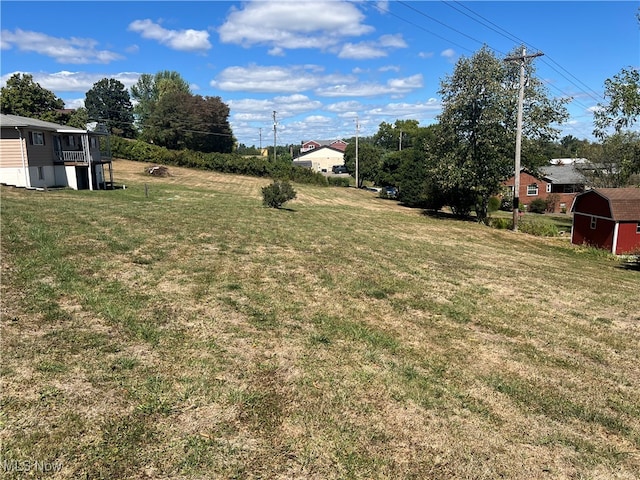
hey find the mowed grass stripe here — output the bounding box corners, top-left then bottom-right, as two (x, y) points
(1, 159), (639, 479)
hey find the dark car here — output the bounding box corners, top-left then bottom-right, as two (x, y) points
(332, 165), (348, 174)
(383, 186), (398, 198)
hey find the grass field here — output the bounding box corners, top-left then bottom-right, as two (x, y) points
(1, 159), (639, 479)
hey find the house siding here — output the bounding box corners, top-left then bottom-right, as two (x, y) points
(503, 170), (581, 213)
(0, 134), (25, 168)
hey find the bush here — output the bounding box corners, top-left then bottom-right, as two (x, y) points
(518, 218), (559, 237)
(529, 198), (548, 214)
(488, 217), (512, 229)
(488, 196), (501, 213)
(327, 176), (351, 187)
(262, 181), (297, 209)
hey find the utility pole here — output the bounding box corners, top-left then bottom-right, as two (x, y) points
(399, 130), (403, 151)
(505, 46), (543, 231)
(272, 111), (277, 162)
(355, 116), (360, 188)
(259, 127), (262, 151)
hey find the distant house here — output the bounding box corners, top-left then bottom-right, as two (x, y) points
(301, 139), (348, 154)
(293, 145), (346, 173)
(0, 114), (112, 190)
(503, 165), (587, 213)
(571, 188), (640, 255)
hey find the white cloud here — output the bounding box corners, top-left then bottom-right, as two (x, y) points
(211, 65), (355, 93)
(316, 74), (423, 97)
(366, 98), (442, 117)
(339, 42), (387, 59)
(218, 1), (373, 51)
(0, 29), (122, 64)
(441, 48), (457, 62)
(418, 51), (434, 59)
(338, 34), (407, 60)
(326, 100), (364, 113)
(1, 70), (142, 93)
(229, 93), (323, 121)
(128, 19), (211, 52)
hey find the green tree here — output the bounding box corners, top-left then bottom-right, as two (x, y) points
(343, 142), (382, 187)
(373, 119), (421, 151)
(0, 73), (64, 119)
(144, 91), (235, 153)
(131, 71), (191, 132)
(578, 131), (640, 187)
(434, 46), (568, 222)
(593, 67), (640, 138)
(85, 78), (136, 138)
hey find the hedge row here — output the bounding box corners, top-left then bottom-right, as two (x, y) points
(110, 136), (328, 186)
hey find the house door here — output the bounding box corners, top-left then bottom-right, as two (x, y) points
(76, 166), (89, 190)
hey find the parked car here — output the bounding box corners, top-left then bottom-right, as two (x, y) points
(332, 165), (348, 174)
(383, 186), (398, 198)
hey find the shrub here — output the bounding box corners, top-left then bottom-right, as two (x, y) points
(529, 198), (548, 214)
(327, 176), (351, 187)
(489, 217), (512, 230)
(518, 219), (558, 237)
(262, 181), (297, 209)
(488, 196), (501, 213)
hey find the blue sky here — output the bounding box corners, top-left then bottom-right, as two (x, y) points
(1, 1), (638, 147)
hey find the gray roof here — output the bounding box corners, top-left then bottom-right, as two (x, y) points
(1, 113), (86, 133)
(539, 165), (587, 185)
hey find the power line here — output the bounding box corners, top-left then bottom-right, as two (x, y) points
(442, 0), (604, 104)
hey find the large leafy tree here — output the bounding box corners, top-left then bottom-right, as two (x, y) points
(131, 71), (191, 132)
(343, 141), (382, 188)
(85, 78), (136, 138)
(144, 91), (235, 153)
(578, 131), (640, 187)
(373, 119), (422, 151)
(434, 46), (569, 221)
(0, 73), (64, 119)
(593, 67), (640, 138)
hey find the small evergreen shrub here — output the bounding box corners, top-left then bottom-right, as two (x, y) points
(262, 181), (297, 209)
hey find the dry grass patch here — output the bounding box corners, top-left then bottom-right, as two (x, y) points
(2, 159), (639, 479)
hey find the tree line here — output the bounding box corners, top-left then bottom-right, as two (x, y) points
(0, 70), (235, 154)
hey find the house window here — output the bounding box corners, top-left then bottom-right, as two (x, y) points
(66, 136), (76, 147)
(637, 223), (640, 234)
(590, 217), (597, 229)
(546, 183), (552, 193)
(29, 131), (45, 145)
(527, 184), (538, 196)
(90, 137), (98, 149)
(37, 167), (44, 180)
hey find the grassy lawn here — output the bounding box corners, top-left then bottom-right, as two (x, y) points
(1, 160), (639, 479)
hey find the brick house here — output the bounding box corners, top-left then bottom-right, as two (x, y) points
(571, 188), (640, 255)
(503, 165), (587, 213)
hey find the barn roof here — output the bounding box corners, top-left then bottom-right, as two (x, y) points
(575, 188), (640, 221)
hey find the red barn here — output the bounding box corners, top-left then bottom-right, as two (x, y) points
(571, 188), (640, 255)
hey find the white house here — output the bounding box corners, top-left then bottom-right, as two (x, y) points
(293, 145), (345, 173)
